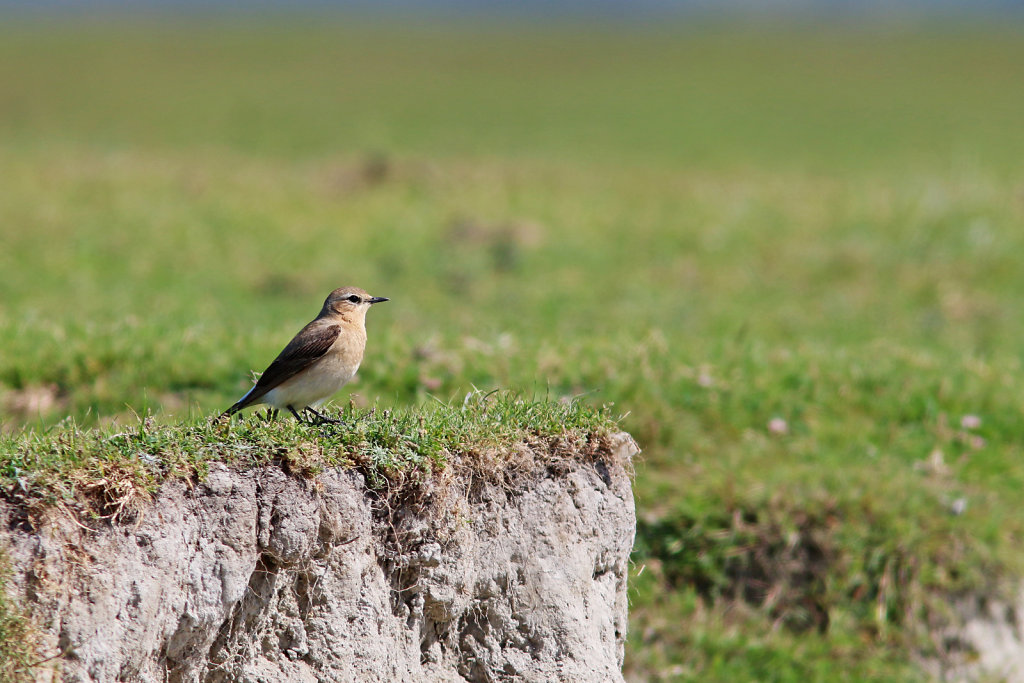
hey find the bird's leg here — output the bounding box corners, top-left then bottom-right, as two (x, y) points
(263, 407), (279, 422)
(286, 405), (305, 423)
(304, 406), (343, 425)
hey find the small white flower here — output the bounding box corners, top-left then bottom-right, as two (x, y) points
(138, 452), (160, 466)
(961, 414), (982, 430)
(768, 418), (788, 435)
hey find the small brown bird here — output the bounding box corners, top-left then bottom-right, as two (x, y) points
(221, 286), (389, 423)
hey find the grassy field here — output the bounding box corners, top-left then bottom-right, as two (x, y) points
(2, 15), (1024, 680)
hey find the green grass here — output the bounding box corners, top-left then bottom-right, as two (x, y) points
(2, 15), (1024, 680)
(0, 393), (616, 521)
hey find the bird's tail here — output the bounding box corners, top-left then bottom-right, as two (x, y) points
(218, 386), (257, 421)
(218, 404), (242, 421)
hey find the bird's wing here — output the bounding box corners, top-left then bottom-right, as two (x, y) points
(226, 322), (341, 413)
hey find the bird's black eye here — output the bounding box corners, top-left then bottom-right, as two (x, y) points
(347, 295), (361, 303)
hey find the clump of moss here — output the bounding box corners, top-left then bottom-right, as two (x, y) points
(0, 550), (42, 683)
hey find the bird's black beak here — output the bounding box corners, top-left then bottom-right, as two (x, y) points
(368, 296), (389, 304)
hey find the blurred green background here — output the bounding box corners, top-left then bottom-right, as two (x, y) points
(2, 10), (1024, 680)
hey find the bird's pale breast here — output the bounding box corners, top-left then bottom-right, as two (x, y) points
(263, 326), (366, 410)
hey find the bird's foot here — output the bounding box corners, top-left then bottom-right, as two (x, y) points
(304, 406), (343, 425)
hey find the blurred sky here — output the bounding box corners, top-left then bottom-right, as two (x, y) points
(3, 0), (1023, 17)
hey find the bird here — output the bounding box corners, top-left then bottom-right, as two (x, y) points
(220, 286), (389, 424)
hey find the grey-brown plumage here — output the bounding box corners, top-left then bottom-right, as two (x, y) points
(220, 286), (388, 423)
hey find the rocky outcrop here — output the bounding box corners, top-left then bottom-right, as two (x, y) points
(926, 588), (1024, 683)
(1, 433), (637, 682)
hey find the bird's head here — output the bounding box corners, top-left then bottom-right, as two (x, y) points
(322, 286), (389, 322)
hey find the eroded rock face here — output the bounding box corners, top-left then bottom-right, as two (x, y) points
(926, 589), (1024, 683)
(2, 433), (637, 682)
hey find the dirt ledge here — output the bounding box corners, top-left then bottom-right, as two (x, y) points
(1, 432), (638, 682)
